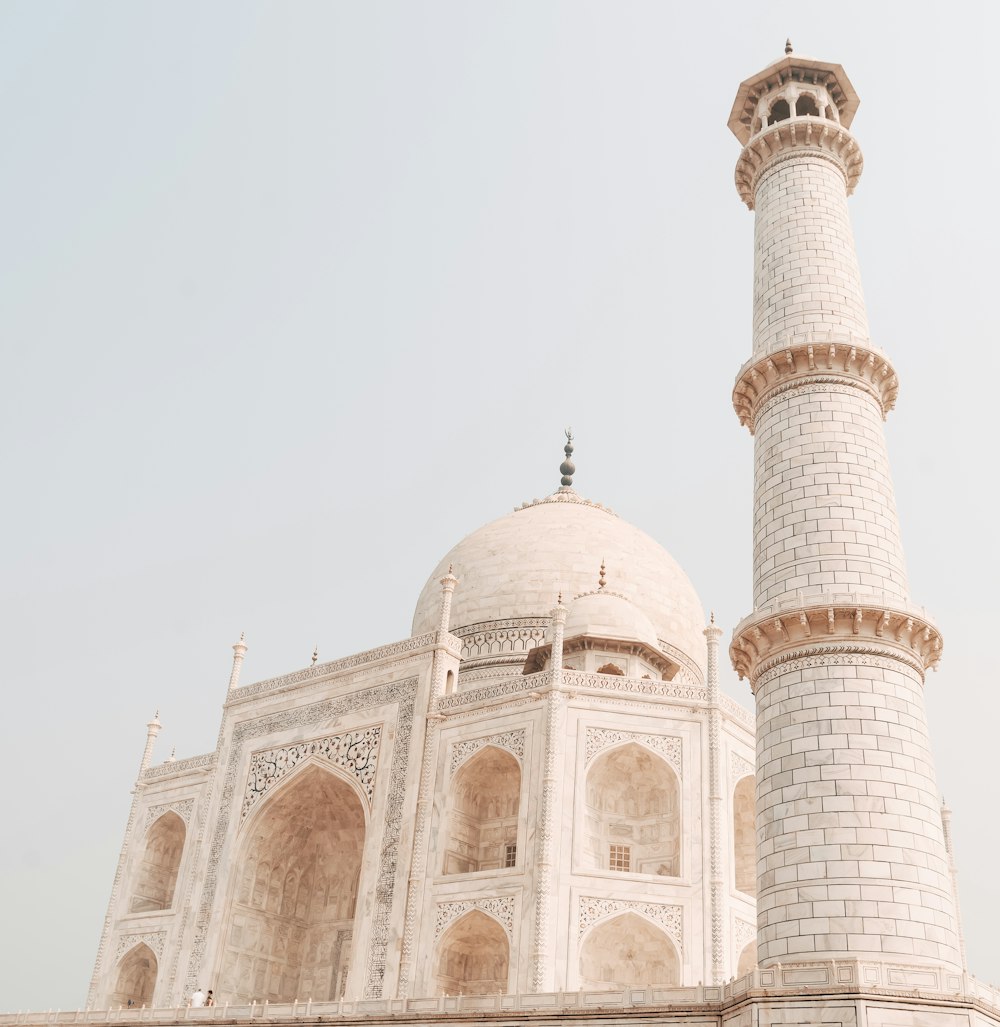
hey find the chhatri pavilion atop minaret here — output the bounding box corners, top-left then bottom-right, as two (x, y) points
(11, 41), (994, 1027)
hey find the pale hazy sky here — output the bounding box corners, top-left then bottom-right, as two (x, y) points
(1, 1), (997, 1011)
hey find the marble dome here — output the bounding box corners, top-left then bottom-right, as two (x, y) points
(411, 488), (706, 675)
(561, 589), (661, 652)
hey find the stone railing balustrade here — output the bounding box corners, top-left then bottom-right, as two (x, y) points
(8, 963), (1000, 1025)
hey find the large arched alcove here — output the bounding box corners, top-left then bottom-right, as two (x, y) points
(112, 943), (157, 1008)
(130, 811), (185, 912)
(443, 747), (520, 875)
(737, 940), (757, 977)
(217, 763), (366, 1003)
(583, 743), (679, 876)
(435, 910), (509, 995)
(733, 775), (755, 896)
(579, 912), (679, 989)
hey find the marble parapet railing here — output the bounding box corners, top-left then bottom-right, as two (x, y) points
(143, 753), (216, 781)
(436, 667), (720, 715)
(12, 962), (998, 1024)
(228, 633), (460, 705)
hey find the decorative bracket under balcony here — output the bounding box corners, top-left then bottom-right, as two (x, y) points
(733, 333), (898, 433)
(729, 599), (943, 690)
(735, 118), (863, 209)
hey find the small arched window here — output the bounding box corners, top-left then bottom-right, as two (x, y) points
(767, 99), (791, 125)
(795, 94), (820, 117)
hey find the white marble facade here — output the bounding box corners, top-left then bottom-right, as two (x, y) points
(83, 43), (991, 1027)
(89, 486), (757, 1008)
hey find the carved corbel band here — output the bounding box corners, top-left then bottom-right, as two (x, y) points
(732, 335), (898, 432)
(735, 121), (863, 209)
(729, 601), (943, 691)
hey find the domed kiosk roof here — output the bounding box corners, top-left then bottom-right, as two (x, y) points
(411, 487), (706, 677)
(562, 587), (662, 653)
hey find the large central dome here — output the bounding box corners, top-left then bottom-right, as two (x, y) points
(412, 488), (706, 677)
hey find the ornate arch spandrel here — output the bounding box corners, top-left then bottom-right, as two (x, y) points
(584, 727), (682, 777)
(185, 678), (417, 1002)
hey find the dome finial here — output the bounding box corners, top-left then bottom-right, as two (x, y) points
(559, 427), (575, 487)
(785, 38), (793, 54)
(311, 645), (319, 665)
(598, 559), (607, 590)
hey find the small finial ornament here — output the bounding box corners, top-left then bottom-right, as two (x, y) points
(598, 559), (607, 590)
(167, 747), (176, 763)
(559, 427), (575, 487)
(557, 591), (563, 605)
(710, 610), (715, 624)
(785, 38), (793, 54)
(311, 646), (318, 665)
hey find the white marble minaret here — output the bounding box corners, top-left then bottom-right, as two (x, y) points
(727, 45), (963, 972)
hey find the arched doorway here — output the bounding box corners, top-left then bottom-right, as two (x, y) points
(443, 747), (520, 875)
(584, 743), (679, 876)
(435, 910), (509, 995)
(112, 943), (157, 1008)
(733, 775), (755, 895)
(218, 763), (366, 1003)
(579, 912), (679, 989)
(130, 811), (185, 912)
(737, 940), (757, 977)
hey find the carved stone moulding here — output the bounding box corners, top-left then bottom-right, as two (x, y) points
(453, 618), (549, 670)
(577, 897), (683, 949)
(435, 896), (515, 940)
(114, 931), (166, 964)
(733, 334), (898, 431)
(584, 726), (682, 777)
(735, 127), (863, 209)
(729, 601), (943, 689)
(450, 729), (526, 774)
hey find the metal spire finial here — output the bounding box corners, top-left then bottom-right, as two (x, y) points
(785, 38), (793, 54)
(559, 427), (575, 487)
(598, 559), (607, 590)
(311, 645), (319, 665)
(710, 610), (715, 624)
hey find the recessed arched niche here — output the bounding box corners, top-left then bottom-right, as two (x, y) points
(130, 811), (185, 912)
(583, 743), (680, 876)
(579, 912), (679, 989)
(443, 746), (520, 875)
(737, 939), (757, 977)
(217, 763), (366, 1003)
(435, 910), (510, 996)
(112, 943), (157, 1008)
(733, 774), (755, 896)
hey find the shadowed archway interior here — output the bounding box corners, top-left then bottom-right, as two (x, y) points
(218, 763), (366, 1003)
(130, 811), (185, 912)
(112, 944), (157, 1008)
(444, 747), (520, 875)
(435, 910), (510, 996)
(584, 743), (680, 876)
(579, 912), (679, 989)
